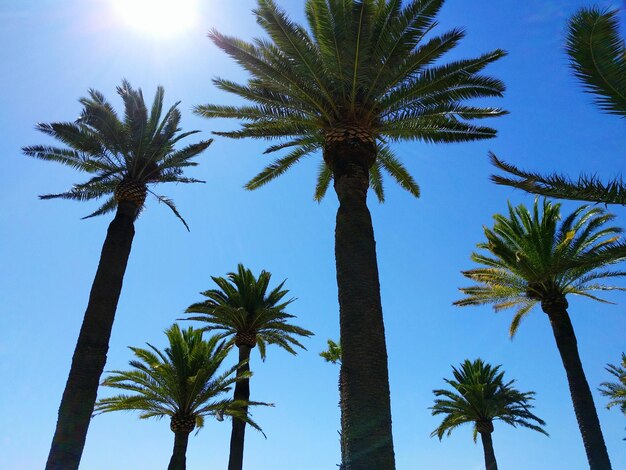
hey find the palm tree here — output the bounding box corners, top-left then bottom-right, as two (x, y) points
(431, 359), (547, 470)
(455, 199), (626, 469)
(24, 81), (211, 469)
(196, 1), (506, 466)
(185, 264), (313, 470)
(599, 353), (626, 415)
(491, 7), (626, 204)
(95, 324), (264, 470)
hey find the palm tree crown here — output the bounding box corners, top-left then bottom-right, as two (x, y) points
(455, 199), (626, 336)
(600, 353), (626, 415)
(197, 0), (506, 201)
(186, 264), (313, 357)
(431, 359), (547, 441)
(24, 80), (211, 228)
(95, 324), (262, 432)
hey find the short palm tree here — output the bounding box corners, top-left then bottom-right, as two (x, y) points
(185, 264), (313, 470)
(600, 353), (626, 415)
(431, 359), (547, 470)
(95, 324), (264, 470)
(196, 1), (506, 466)
(24, 81), (211, 469)
(491, 6), (626, 204)
(455, 199), (626, 469)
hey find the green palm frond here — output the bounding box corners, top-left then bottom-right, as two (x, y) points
(95, 325), (266, 433)
(566, 7), (626, 117)
(599, 353), (626, 415)
(431, 359), (547, 441)
(490, 153), (626, 205)
(489, 7), (625, 204)
(198, 0), (506, 201)
(455, 198), (626, 336)
(185, 264), (313, 361)
(25, 81), (210, 227)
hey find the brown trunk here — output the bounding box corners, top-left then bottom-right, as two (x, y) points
(228, 344), (252, 470)
(542, 298), (612, 470)
(479, 431), (498, 470)
(333, 151), (395, 470)
(168, 431), (190, 470)
(45, 201), (137, 470)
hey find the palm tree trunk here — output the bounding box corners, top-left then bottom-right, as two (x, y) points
(479, 432), (498, 470)
(228, 344), (252, 470)
(46, 201), (136, 470)
(168, 431), (190, 470)
(333, 158), (395, 470)
(544, 301), (612, 469)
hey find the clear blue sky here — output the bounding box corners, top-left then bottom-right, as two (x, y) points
(1, 1), (624, 469)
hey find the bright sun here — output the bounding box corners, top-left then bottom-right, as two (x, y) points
(111, 0), (198, 37)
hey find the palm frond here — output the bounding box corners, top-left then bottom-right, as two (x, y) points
(566, 7), (626, 117)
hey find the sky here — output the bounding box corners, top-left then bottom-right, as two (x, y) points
(0, 0), (624, 469)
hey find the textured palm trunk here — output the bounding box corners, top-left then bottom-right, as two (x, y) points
(479, 431), (498, 470)
(45, 201), (136, 470)
(228, 344), (252, 470)
(543, 298), (612, 470)
(332, 153), (395, 470)
(168, 431), (190, 470)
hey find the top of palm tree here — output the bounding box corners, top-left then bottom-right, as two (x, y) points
(320, 339), (342, 365)
(455, 198), (626, 336)
(197, 0), (506, 202)
(430, 358), (548, 441)
(186, 264), (313, 359)
(566, 6), (626, 118)
(24, 80), (211, 229)
(600, 352), (626, 414)
(95, 324), (265, 433)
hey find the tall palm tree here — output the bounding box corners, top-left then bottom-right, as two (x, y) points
(24, 81), (211, 469)
(491, 6), (626, 204)
(95, 324), (264, 470)
(431, 359), (547, 470)
(196, 1), (506, 466)
(600, 353), (626, 415)
(185, 264), (313, 470)
(455, 199), (626, 469)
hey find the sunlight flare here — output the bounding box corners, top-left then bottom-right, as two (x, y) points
(111, 0), (198, 37)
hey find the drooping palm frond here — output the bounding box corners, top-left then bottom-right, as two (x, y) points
(24, 80), (210, 226)
(599, 353), (626, 414)
(490, 153), (626, 205)
(197, 0), (506, 201)
(490, 7), (625, 204)
(431, 359), (547, 441)
(455, 198), (626, 336)
(185, 264), (313, 360)
(94, 324), (266, 433)
(566, 7), (626, 117)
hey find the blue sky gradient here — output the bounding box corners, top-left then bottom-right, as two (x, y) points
(1, 1), (624, 469)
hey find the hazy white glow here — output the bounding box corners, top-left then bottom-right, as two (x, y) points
(111, 0), (198, 37)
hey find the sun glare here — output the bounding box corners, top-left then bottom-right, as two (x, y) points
(111, 0), (198, 37)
